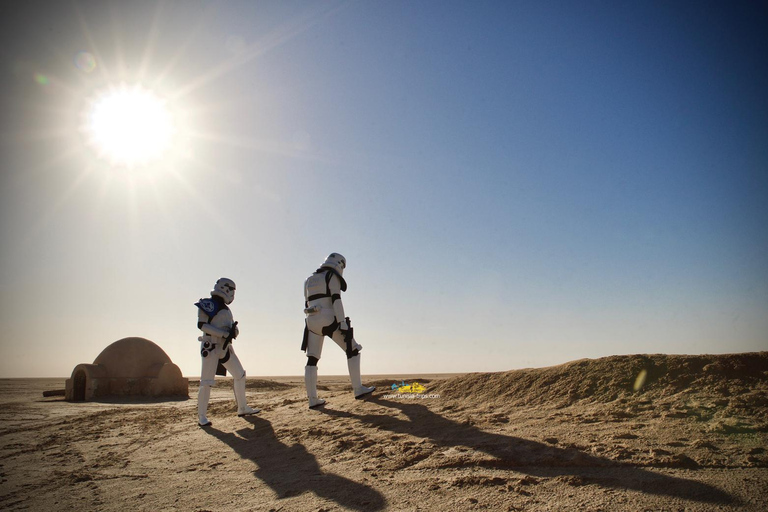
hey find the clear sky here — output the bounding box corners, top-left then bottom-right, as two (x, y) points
(1, 0), (766, 378)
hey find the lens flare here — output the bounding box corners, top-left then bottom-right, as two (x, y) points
(74, 51), (96, 73)
(633, 369), (648, 391)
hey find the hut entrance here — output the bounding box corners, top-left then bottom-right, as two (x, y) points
(73, 369), (86, 401)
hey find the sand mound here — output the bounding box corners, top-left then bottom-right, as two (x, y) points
(434, 352), (768, 408)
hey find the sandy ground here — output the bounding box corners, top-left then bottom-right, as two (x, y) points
(2, 352), (767, 511)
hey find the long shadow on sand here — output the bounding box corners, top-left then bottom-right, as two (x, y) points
(321, 397), (737, 506)
(204, 416), (385, 511)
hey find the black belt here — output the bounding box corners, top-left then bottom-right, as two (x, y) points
(307, 294), (340, 302)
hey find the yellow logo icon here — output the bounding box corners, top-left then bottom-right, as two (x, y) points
(391, 381), (427, 394)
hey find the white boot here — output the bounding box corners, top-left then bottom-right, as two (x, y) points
(234, 377), (260, 416)
(198, 385), (212, 427)
(347, 354), (375, 399)
(305, 365), (326, 409)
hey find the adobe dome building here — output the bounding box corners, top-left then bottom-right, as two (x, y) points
(65, 337), (188, 401)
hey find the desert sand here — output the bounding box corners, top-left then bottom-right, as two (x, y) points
(2, 352), (767, 511)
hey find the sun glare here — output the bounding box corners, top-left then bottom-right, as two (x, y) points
(86, 85), (175, 166)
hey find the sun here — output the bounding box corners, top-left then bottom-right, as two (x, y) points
(86, 84), (175, 167)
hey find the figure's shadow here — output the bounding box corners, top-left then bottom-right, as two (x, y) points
(203, 416), (385, 511)
(321, 397), (737, 506)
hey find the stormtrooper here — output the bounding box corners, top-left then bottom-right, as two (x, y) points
(195, 277), (259, 427)
(302, 253), (375, 408)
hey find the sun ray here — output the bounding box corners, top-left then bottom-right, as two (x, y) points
(73, 0), (113, 82)
(126, 175), (141, 266)
(180, 96), (258, 118)
(88, 164), (116, 229)
(166, 161), (244, 241)
(146, 177), (183, 253)
(186, 128), (333, 165)
(171, 1), (348, 101)
(108, 1), (127, 80)
(136, 0), (166, 83)
(153, 3), (219, 88)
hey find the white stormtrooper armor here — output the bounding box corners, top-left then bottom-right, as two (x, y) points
(196, 278), (259, 427)
(302, 254), (375, 408)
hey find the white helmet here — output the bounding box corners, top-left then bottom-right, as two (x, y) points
(321, 253), (346, 275)
(211, 277), (236, 304)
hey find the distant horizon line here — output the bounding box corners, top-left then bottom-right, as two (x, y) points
(0, 372), (473, 380)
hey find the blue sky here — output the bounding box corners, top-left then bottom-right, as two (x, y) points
(1, 1), (766, 378)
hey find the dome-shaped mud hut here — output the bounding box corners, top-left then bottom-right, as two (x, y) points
(65, 337), (188, 401)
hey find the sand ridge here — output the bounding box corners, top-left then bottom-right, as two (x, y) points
(1, 352), (767, 511)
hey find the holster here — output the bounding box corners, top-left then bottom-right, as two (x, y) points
(216, 346), (230, 376)
(342, 317), (354, 358)
(301, 321), (309, 352)
(217, 321), (236, 375)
